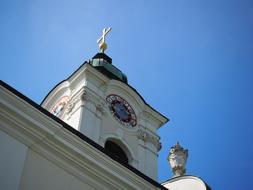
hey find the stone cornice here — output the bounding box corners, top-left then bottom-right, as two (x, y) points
(139, 109), (167, 130)
(41, 63), (108, 109)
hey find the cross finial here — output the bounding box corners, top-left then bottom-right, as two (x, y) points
(97, 27), (112, 53)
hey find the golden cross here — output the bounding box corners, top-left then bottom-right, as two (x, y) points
(97, 27), (112, 53)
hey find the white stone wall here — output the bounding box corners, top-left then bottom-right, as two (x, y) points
(19, 150), (96, 190)
(162, 176), (208, 190)
(0, 83), (166, 190)
(0, 131), (28, 190)
(41, 64), (167, 180)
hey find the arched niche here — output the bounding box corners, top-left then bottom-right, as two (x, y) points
(104, 138), (133, 165)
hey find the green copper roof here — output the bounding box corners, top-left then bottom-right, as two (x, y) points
(89, 53), (128, 84)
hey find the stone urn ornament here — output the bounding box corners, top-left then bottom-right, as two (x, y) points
(168, 142), (188, 177)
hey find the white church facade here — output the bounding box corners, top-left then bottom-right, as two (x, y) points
(0, 28), (210, 190)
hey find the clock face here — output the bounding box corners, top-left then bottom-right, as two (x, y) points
(51, 96), (69, 116)
(106, 94), (137, 127)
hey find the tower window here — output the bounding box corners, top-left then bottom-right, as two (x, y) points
(105, 140), (129, 164)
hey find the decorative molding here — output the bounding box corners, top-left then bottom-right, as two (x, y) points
(65, 87), (107, 116)
(137, 128), (147, 141)
(150, 136), (162, 151)
(138, 109), (168, 130)
(64, 94), (82, 116)
(137, 126), (161, 151)
(81, 89), (90, 102)
(96, 102), (106, 115)
(80, 88), (106, 110)
(65, 98), (77, 114)
(139, 111), (151, 120)
(63, 89), (87, 116)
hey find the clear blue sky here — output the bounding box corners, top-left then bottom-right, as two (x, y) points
(1, 0), (253, 189)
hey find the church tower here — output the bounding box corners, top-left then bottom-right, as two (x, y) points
(41, 28), (168, 180)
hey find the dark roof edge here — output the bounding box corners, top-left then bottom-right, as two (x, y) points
(40, 61), (169, 123)
(92, 53), (112, 64)
(40, 62), (87, 106)
(0, 80), (168, 190)
(162, 175), (211, 190)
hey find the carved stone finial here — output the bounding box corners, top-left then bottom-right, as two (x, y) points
(167, 142), (188, 177)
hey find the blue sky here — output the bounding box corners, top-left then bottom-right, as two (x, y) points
(1, 0), (253, 189)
